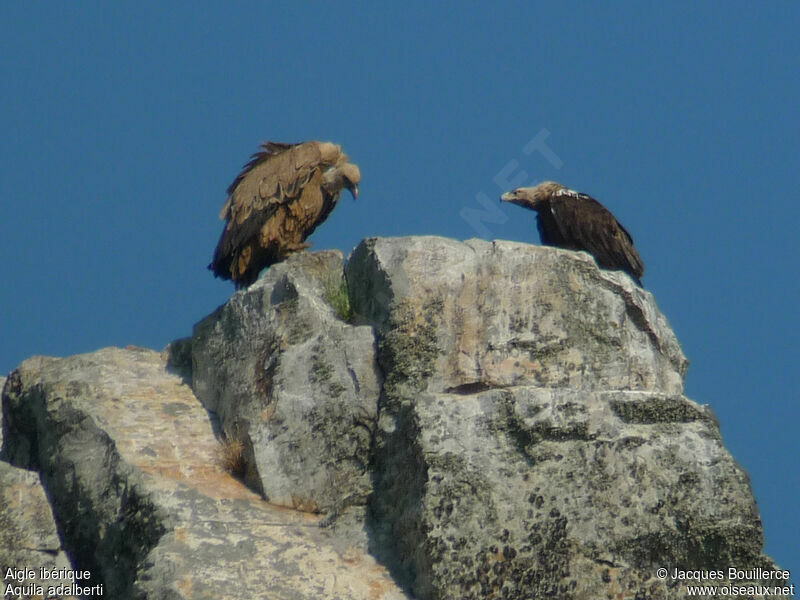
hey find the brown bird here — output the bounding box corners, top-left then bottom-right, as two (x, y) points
(209, 141), (360, 288)
(500, 181), (644, 285)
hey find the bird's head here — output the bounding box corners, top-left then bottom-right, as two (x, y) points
(340, 162), (361, 199)
(500, 181), (565, 210)
(323, 159), (361, 199)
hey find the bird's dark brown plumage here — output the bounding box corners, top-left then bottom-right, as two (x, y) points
(209, 140), (360, 288)
(501, 181), (644, 285)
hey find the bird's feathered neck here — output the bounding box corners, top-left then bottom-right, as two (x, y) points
(528, 181), (568, 202)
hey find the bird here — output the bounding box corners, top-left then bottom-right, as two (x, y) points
(500, 181), (644, 285)
(209, 141), (360, 288)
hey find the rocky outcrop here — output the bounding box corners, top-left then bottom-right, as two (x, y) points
(192, 250), (381, 517)
(1, 374), (81, 600)
(347, 237), (776, 599)
(1, 376), (74, 600)
(1, 237), (782, 599)
(1, 349), (401, 599)
(0, 465), (79, 600)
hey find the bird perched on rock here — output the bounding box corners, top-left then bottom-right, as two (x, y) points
(209, 141), (361, 288)
(500, 181), (644, 285)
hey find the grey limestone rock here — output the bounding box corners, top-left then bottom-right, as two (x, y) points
(1, 376), (80, 600)
(192, 250), (382, 515)
(346, 236), (686, 397)
(0, 236), (782, 600)
(1, 348), (403, 599)
(0, 465), (79, 600)
(345, 236), (778, 599)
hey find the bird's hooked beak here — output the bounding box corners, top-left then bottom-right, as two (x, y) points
(500, 188), (535, 209)
(349, 184), (359, 200)
(500, 190), (519, 204)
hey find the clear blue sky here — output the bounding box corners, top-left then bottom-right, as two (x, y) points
(2, 2), (797, 576)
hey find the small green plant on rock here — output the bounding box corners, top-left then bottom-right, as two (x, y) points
(323, 274), (352, 322)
